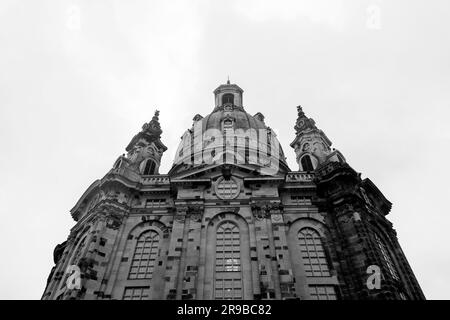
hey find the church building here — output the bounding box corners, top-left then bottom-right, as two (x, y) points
(42, 81), (425, 300)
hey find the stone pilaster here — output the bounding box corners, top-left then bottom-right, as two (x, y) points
(179, 205), (203, 300)
(164, 206), (187, 299)
(251, 202), (285, 299)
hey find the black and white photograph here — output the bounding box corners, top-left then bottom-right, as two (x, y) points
(0, 0), (448, 306)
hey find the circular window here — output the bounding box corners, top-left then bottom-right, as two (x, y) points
(215, 177), (240, 200)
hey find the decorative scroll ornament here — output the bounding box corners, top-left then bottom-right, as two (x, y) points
(174, 214), (185, 223)
(192, 114), (203, 122)
(251, 202), (283, 220)
(340, 203), (355, 213)
(92, 205), (128, 230)
(252, 207), (270, 220)
(271, 213), (282, 222)
(187, 205), (204, 223)
(105, 211), (125, 230)
(174, 206), (188, 223)
(53, 241), (67, 264)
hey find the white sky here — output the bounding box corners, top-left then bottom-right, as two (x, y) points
(0, 0), (449, 299)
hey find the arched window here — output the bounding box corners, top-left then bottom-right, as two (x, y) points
(374, 233), (399, 280)
(298, 228), (330, 277)
(223, 119), (234, 135)
(129, 230), (160, 279)
(215, 222), (242, 300)
(60, 234), (87, 289)
(301, 155), (314, 172)
(222, 93), (234, 105)
(298, 227), (337, 300)
(142, 159), (156, 175)
(267, 131), (272, 157)
(113, 159), (122, 169)
(244, 137), (250, 162)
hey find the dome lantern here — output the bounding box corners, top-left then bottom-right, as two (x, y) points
(213, 79), (244, 109)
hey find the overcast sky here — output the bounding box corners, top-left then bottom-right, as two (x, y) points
(0, 0), (449, 299)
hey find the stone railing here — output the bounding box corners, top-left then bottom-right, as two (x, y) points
(107, 168), (170, 185)
(141, 176), (170, 185)
(317, 161), (344, 177)
(286, 172), (315, 182)
(109, 167), (141, 182)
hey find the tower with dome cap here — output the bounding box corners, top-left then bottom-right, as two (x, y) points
(42, 81), (424, 300)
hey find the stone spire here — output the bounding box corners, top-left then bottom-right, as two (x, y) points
(294, 105), (318, 134)
(140, 110), (163, 140)
(290, 106), (345, 171)
(124, 110), (167, 174)
(126, 110), (166, 152)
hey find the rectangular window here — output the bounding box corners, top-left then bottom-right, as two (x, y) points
(215, 222), (242, 300)
(223, 119), (234, 135)
(145, 199), (166, 208)
(375, 234), (400, 281)
(291, 196), (312, 205)
(215, 277), (242, 300)
(123, 286), (150, 300)
(308, 285), (337, 300)
(128, 231), (160, 280)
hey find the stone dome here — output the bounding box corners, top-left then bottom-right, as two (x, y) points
(170, 81), (289, 175)
(201, 107), (266, 133)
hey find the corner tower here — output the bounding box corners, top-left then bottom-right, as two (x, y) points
(120, 110), (167, 175)
(289, 105), (425, 300)
(290, 105), (345, 171)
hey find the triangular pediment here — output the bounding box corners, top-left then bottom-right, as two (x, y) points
(169, 162), (286, 181)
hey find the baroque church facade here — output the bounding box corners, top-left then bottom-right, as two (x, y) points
(42, 81), (425, 300)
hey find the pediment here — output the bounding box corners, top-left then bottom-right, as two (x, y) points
(169, 162), (286, 182)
